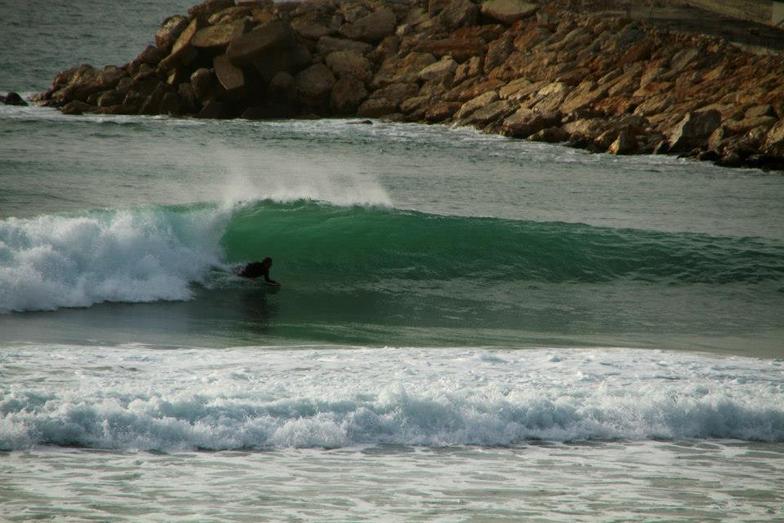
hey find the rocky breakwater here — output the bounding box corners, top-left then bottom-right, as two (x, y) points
(35, 0), (784, 169)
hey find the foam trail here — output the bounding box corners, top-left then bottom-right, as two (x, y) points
(1, 346), (782, 450)
(0, 207), (227, 313)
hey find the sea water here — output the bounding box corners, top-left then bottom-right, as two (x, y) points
(2, 1), (784, 521)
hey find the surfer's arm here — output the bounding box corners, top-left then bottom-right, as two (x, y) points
(263, 271), (280, 286)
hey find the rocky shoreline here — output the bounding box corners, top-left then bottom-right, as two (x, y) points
(28, 0), (784, 170)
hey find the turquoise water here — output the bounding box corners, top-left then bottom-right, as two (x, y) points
(2, 1), (784, 520)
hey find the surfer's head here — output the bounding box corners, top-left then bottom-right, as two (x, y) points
(262, 257), (272, 269)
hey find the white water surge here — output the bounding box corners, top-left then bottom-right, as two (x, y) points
(2, 345), (782, 451)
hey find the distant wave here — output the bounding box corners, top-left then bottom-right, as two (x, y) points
(2, 200), (784, 313)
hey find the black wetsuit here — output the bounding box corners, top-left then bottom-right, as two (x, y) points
(238, 262), (276, 284)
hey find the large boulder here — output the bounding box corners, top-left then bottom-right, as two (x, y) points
(764, 118), (784, 157)
(156, 16), (189, 50)
(2, 92), (27, 106)
(341, 7), (397, 43)
(480, 0), (537, 25)
(331, 77), (368, 114)
(373, 52), (436, 87)
(418, 56), (458, 84)
(188, 0), (235, 20)
(669, 110), (722, 152)
(316, 36), (373, 56)
(436, 0), (479, 31)
(325, 50), (371, 82)
(191, 19), (250, 49)
(213, 54), (245, 93)
(190, 68), (217, 101)
(227, 20), (294, 66)
(502, 108), (561, 138)
(295, 63), (336, 108)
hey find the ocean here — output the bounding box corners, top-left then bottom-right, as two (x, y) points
(1, 1), (784, 521)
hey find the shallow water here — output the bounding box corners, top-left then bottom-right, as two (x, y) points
(1, 1), (784, 520)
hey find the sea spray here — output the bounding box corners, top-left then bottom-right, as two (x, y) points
(0, 206), (227, 312)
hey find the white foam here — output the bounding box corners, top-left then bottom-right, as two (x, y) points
(1, 346), (782, 450)
(0, 207), (227, 312)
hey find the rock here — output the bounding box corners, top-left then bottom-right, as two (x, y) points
(168, 18), (201, 63)
(268, 71), (295, 102)
(188, 0), (235, 20)
(253, 40), (312, 82)
(370, 83), (419, 107)
(177, 82), (199, 113)
(331, 76), (368, 114)
(373, 52), (436, 87)
(208, 6), (254, 25)
(436, 0), (479, 31)
(191, 68), (217, 101)
(530, 81), (570, 114)
(341, 7), (397, 43)
(214, 54), (245, 93)
(196, 100), (231, 119)
(418, 56), (458, 84)
(415, 38), (485, 63)
(295, 63), (336, 108)
(159, 92), (183, 115)
(291, 16), (332, 40)
(454, 56), (483, 83)
(745, 104), (774, 119)
(725, 116), (777, 136)
(480, 0), (537, 25)
(192, 19), (250, 49)
(136, 45), (168, 66)
(2, 92), (27, 106)
(156, 16), (189, 50)
(669, 110), (722, 153)
(502, 108), (561, 138)
(357, 97), (399, 118)
(764, 118), (784, 156)
(226, 20), (294, 66)
(608, 129), (637, 155)
(61, 100), (94, 115)
(316, 36), (373, 56)
(458, 99), (513, 126)
(325, 50), (371, 82)
(455, 91), (498, 120)
(97, 90), (124, 107)
(529, 127), (569, 143)
(425, 101), (462, 122)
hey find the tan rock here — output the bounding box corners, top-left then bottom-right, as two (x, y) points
(425, 101), (462, 122)
(341, 7), (397, 43)
(189, 0), (235, 19)
(501, 108), (561, 138)
(192, 19), (250, 49)
(455, 91), (498, 120)
(436, 0), (479, 31)
(326, 50), (371, 81)
(295, 63), (336, 107)
(316, 36), (373, 55)
(331, 77), (368, 114)
(369, 83), (419, 106)
(227, 20), (293, 66)
(764, 118), (784, 156)
(530, 81), (569, 114)
(669, 110), (722, 152)
(529, 127), (569, 143)
(156, 16), (189, 50)
(190, 68), (216, 101)
(725, 116), (777, 135)
(168, 18), (201, 63)
(418, 56), (458, 84)
(458, 99), (513, 126)
(357, 97), (398, 118)
(415, 37), (485, 62)
(480, 0), (537, 25)
(214, 54), (245, 93)
(608, 129), (637, 155)
(373, 52), (436, 87)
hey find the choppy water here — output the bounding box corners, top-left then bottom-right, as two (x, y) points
(2, 1), (784, 520)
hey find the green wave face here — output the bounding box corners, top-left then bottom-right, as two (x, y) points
(221, 201), (784, 287)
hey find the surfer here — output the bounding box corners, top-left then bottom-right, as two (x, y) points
(237, 257), (280, 286)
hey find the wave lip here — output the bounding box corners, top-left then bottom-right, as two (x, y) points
(0, 206), (226, 313)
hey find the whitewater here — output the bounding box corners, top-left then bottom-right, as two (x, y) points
(2, 1), (784, 520)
